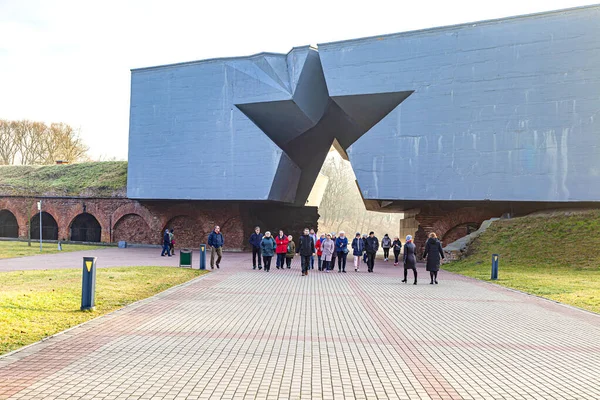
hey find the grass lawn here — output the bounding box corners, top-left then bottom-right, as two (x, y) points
(0, 267), (207, 355)
(0, 241), (103, 259)
(0, 161), (127, 197)
(444, 210), (600, 313)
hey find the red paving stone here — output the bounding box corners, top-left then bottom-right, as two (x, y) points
(0, 250), (599, 399)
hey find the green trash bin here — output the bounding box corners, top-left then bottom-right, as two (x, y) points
(179, 249), (192, 268)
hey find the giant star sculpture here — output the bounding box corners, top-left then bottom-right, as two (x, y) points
(233, 50), (413, 205)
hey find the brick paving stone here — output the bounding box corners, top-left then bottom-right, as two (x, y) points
(0, 250), (599, 399)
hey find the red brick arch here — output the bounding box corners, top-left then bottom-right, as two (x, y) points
(0, 199), (27, 237)
(162, 215), (205, 249)
(67, 212), (102, 242)
(431, 207), (497, 243)
(111, 203), (156, 232)
(113, 213), (155, 244)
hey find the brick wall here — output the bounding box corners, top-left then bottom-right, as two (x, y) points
(414, 205), (505, 257)
(0, 197), (320, 251)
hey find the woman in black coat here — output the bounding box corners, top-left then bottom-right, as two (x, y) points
(423, 232), (445, 284)
(402, 235), (417, 284)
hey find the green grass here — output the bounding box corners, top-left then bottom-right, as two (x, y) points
(0, 161), (127, 197)
(0, 267), (207, 354)
(444, 210), (600, 313)
(0, 241), (103, 259)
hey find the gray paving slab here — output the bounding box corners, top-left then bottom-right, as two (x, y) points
(0, 251), (599, 399)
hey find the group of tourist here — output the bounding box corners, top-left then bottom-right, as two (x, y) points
(248, 227), (446, 283)
(161, 224), (445, 284)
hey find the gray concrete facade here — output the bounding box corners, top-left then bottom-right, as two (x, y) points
(128, 5), (600, 209)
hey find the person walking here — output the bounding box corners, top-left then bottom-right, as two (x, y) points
(285, 235), (296, 268)
(423, 232), (445, 284)
(335, 231), (349, 273)
(382, 234), (392, 261)
(362, 234), (368, 264)
(160, 229), (171, 257)
(309, 229), (318, 269)
(208, 225), (224, 269)
(249, 226), (263, 270)
(402, 235), (418, 284)
(296, 228), (315, 276)
(330, 233), (337, 269)
(316, 233), (325, 271)
(392, 236), (402, 266)
(365, 231), (379, 273)
(260, 231), (276, 272)
(169, 229), (175, 256)
(321, 233), (335, 272)
(351, 232), (364, 272)
(275, 230), (289, 269)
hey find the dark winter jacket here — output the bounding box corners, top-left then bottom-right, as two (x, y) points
(423, 238), (444, 271)
(249, 232), (263, 249)
(260, 236), (276, 257)
(403, 241), (417, 269)
(163, 231), (170, 246)
(208, 231), (224, 248)
(296, 235), (315, 257)
(365, 236), (379, 254)
(296, 234), (315, 257)
(351, 237), (364, 256)
(381, 235), (392, 249)
(392, 239), (402, 253)
(335, 236), (349, 253)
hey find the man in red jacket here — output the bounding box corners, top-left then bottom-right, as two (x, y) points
(275, 230), (289, 269)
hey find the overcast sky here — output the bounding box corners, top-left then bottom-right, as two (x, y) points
(0, 0), (596, 160)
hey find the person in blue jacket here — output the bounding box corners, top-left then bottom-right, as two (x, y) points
(160, 229), (171, 257)
(249, 226), (263, 270)
(335, 231), (349, 273)
(351, 232), (364, 272)
(208, 225), (224, 269)
(260, 231), (276, 272)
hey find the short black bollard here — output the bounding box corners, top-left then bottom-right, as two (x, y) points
(491, 254), (499, 280)
(199, 244), (206, 270)
(81, 257), (97, 310)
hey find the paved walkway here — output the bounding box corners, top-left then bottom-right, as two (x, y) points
(1, 251), (599, 399)
(0, 247), (197, 272)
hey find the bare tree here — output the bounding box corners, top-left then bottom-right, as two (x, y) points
(0, 120), (19, 165)
(0, 119), (89, 165)
(317, 150), (404, 238)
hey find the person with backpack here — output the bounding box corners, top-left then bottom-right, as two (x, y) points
(285, 235), (296, 268)
(296, 228), (315, 276)
(208, 225), (224, 269)
(423, 232), (445, 284)
(249, 226), (263, 270)
(260, 231), (276, 272)
(351, 232), (364, 272)
(365, 231), (379, 273)
(402, 235), (418, 285)
(392, 236), (402, 266)
(275, 230), (289, 269)
(335, 231), (349, 273)
(381, 234), (392, 261)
